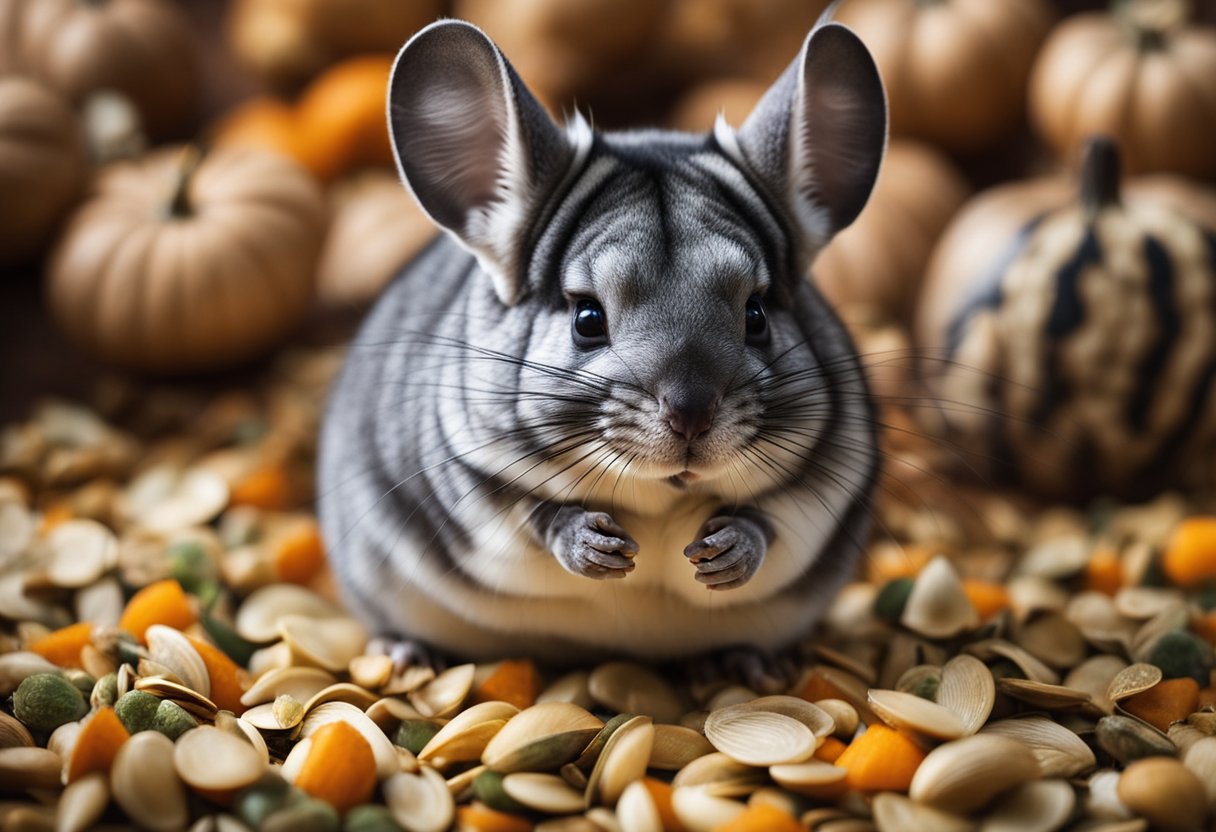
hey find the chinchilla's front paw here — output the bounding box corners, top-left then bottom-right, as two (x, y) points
(684, 514), (769, 590)
(542, 506), (639, 580)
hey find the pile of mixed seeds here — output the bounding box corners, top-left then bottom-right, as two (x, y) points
(1, 347), (1214, 832)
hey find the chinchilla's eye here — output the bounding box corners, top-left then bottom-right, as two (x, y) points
(745, 293), (769, 344)
(573, 298), (608, 345)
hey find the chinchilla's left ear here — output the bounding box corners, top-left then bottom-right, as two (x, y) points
(725, 22), (887, 251)
(387, 20), (589, 305)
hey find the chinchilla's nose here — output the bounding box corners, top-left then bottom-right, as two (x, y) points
(659, 388), (719, 442)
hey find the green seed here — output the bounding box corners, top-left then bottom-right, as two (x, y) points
(115, 690), (161, 734)
(910, 675), (940, 701)
(234, 773), (293, 827)
(343, 805), (403, 832)
(167, 540), (217, 596)
(153, 699), (198, 740)
(874, 578), (915, 621)
(394, 719), (440, 754)
(472, 770), (529, 814)
(1147, 630), (1214, 685)
(200, 611), (259, 667)
(261, 798), (340, 832)
(12, 673), (87, 733)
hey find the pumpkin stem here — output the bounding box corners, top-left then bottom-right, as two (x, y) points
(1080, 138), (1122, 218)
(1113, 0), (1190, 50)
(167, 145), (203, 219)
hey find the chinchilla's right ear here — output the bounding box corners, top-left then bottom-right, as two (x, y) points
(387, 20), (590, 306)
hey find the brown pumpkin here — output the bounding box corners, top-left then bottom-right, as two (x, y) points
(211, 55), (396, 182)
(813, 140), (971, 324)
(454, 0), (666, 107)
(47, 146), (327, 374)
(226, 0), (444, 88)
(1, 0), (199, 140)
(916, 138), (1216, 499)
(0, 77), (87, 268)
(834, 0), (1053, 153)
(316, 171), (438, 309)
(1029, 0), (1216, 178)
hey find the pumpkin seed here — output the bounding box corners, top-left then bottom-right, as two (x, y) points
(481, 702), (603, 773)
(536, 671), (593, 709)
(55, 771), (109, 832)
(704, 709), (816, 767)
(649, 723), (714, 770)
(279, 615), (368, 673)
(588, 662), (683, 724)
(349, 655), (394, 691)
(408, 663), (475, 719)
(871, 792), (975, 832)
(384, 767), (454, 832)
(671, 786), (747, 832)
(908, 734), (1041, 812)
(900, 555), (979, 639)
(615, 779), (663, 832)
(145, 624), (210, 697)
(981, 716), (1096, 778)
(768, 760), (848, 797)
(671, 752), (766, 797)
(981, 778), (1074, 832)
(1181, 737), (1216, 814)
(235, 584), (343, 643)
(0, 746), (63, 790)
(502, 772), (586, 814)
(174, 725), (265, 790)
(418, 700), (518, 768)
(44, 520), (117, 588)
(996, 678), (1091, 710)
(239, 666), (336, 708)
(936, 654), (995, 736)
(585, 714), (654, 807)
(1095, 715), (1177, 765)
(112, 731), (189, 832)
(867, 688), (967, 740)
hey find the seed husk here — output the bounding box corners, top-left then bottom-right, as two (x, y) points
(502, 772), (585, 814)
(768, 760), (847, 798)
(671, 786), (747, 832)
(384, 767), (454, 832)
(112, 730), (188, 832)
(982, 778), (1074, 832)
(704, 710), (816, 767)
(908, 734), (1040, 813)
(871, 792), (975, 832)
(935, 654), (994, 736)
(671, 752), (767, 797)
(616, 779), (664, 832)
(174, 725), (265, 791)
(145, 624), (210, 697)
(536, 671), (593, 709)
(418, 700), (518, 768)
(867, 689), (967, 740)
(240, 666), (336, 708)
(279, 615), (369, 674)
(900, 555), (979, 639)
(997, 678), (1092, 710)
(235, 584), (343, 643)
(408, 663), (475, 719)
(1107, 663), (1164, 704)
(981, 715), (1097, 778)
(44, 519), (117, 588)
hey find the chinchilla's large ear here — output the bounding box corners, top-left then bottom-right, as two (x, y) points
(724, 22), (886, 251)
(388, 20), (589, 304)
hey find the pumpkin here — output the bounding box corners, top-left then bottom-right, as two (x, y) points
(813, 140), (971, 324)
(0, 77), (87, 268)
(658, 0), (831, 86)
(1029, 0), (1216, 178)
(916, 137), (1216, 500)
(454, 0), (666, 107)
(0, 0), (199, 140)
(226, 0), (444, 88)
(315, 171), (437, 309)
(834, 0), (1053, 153)
(211, 55), (395, 182)
(46, 146), (328, 374)
(666, 78), (768, 132)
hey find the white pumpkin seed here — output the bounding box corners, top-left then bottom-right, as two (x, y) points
(113, 731), (188, 832)
(173, 726), (264, 791)
(909, 734), (1040, 812)
(503, 772), (586, 814)
(384, 767), (454, 832)
(867, 689), (967, 740)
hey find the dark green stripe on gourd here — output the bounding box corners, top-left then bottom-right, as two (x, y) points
(924, 137), (1216, 499)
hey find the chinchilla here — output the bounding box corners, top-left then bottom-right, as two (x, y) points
(318, 17), (887, 669)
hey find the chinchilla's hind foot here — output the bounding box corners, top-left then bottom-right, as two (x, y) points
(688, 645), (799, 696)
(367, 636), (451, 676)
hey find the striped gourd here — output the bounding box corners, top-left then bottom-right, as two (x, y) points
(917, 138), (1216, 500)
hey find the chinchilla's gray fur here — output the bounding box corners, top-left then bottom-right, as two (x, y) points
(318, 17), (887, 663)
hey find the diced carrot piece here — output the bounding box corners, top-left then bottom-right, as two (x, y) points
(66, 707), (129, 782)
(834, 725), (926, 792)
(294, 720), (376, 813)
(814, 736), (848, 763)
(1121, 677), (1201, 732)
(272, 520), (327, 586)
(961, 580), (1010, 620)
(230, 464), (292, 511)
(453, 805), (534, 832)
(185, 634), (249, 715)
(1082, 546), (1124, 596)
(712, 803), (802, 832)
(472, 660), (541, 710)
(1163, 518), (1216, 587)
(119, 580), (197, 643)
(29, 622), (94, 669)
(642, 778), (686, 832)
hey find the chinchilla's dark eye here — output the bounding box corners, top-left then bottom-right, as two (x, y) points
(573, 298), (608, 345)
(745, 294), (768, 344)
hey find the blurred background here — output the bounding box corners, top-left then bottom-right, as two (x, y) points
(2, 0), (1215, 504)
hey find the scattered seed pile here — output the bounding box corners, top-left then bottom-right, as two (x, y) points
(1, 348), (1215, 832)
